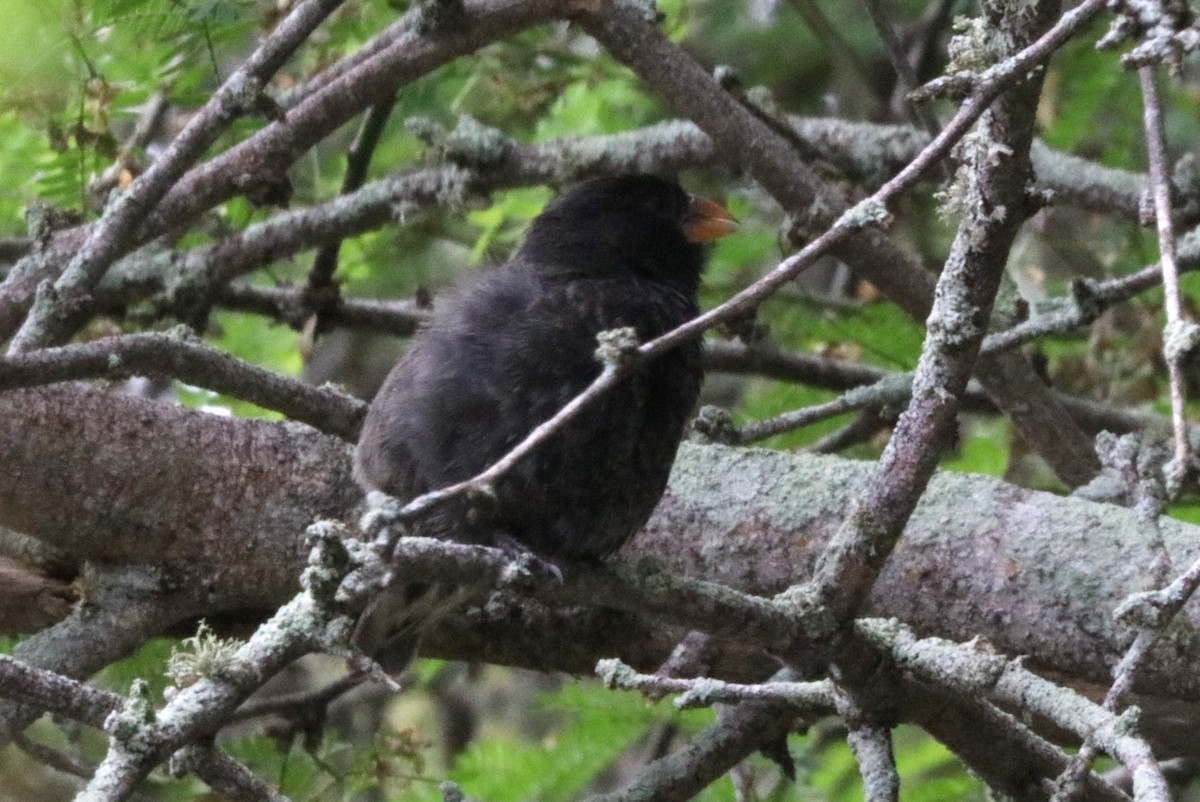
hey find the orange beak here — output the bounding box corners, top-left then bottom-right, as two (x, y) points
(682, 195), (738, 243)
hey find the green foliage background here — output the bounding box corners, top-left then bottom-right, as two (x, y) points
(2, 0), (1196, 799)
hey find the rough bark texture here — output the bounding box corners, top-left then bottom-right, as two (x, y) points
(1, 384), (1197, 707)
(0, 384), (357, 612)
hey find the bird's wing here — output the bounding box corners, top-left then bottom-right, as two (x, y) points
(353, 346), (431, 501)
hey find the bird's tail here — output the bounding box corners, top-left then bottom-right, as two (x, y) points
(352, 581), (477, 674)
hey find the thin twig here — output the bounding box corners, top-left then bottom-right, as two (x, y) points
(227, 672), (366, 724)
(790, 0), (1070, 629)
(641, 0), (1108, 361)
(0, 333), (366, 440)
(170, 743), (293, 802)
(1138, 65), (1193, 496)
(596, 658), (836, 710)
(738, 375), (911, 444)
(784, 0), (877, 94)
(861, 0), (942, 136)
(75, 581), (329, 800)
(1052, 545), (1200, 800)
(580, 668), (806, 802)
(8, 0), (348, 353)
(860, 619), (1170, 801)
(807, 409), (890, 454)
(216, 283), (430, 338)
(304, 94), (400, 330)
(836, 690), (899, 802)
(0, 655), (120, 726)
(14, 733), (97, 780)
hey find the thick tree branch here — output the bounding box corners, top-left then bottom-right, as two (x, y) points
(6, 386), (1200, 792)
(4, 386), (1200, 705)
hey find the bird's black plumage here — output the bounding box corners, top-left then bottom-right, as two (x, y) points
(355, 174), (731, 562)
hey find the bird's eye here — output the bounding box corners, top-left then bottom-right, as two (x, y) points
(641, 193), (685, 221)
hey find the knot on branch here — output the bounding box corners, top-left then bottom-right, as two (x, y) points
(1068, 277), (1106, 324)
(712, 64), (740, 90)
(301, 520), (355, 603)
(161, 256), (220, 327)
(223, 73), (284, 122)
(911, 15), (1000, 102)
(674, 677), (732, 709)
(359, 492), (412, 551)
(946, 16), (1002, 75)
(595, 657), (639, 689)
(1024, 182), (1055, 212)
(161, 322), (200, 344)
(1115, 703), (1143, 736)
(909, 74), (973, 103)
(27, 278), (61, 321)
(496, 545), (561, 589)
(103, 679), (155, 744)
(691, 405), (741, 445)
(774, 583), (839, 639)
(225, 74), (263, 110)
(1114, 587), (1172, 628)
(1138, 183), (1158, 226)
(937, 129), (1015, 221)
(594, 326), (640, 369)
(1074, 431), (1169, 515)
(334, 538), (391, 614)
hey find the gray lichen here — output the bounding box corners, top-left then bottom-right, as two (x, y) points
(594, 326), (641, 368)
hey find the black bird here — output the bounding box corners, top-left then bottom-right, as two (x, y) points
(356, 174), (735, 557)
(352, 174), (735, 659)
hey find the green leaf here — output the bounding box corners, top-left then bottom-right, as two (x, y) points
(1041, 24), (1141, 169)
(95, 638), (176, 700)
(942, 419), (1010, 477)
(450, 680), (713, 802)
(465, 186), (551, 264)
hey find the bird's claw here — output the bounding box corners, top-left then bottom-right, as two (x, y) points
(495, 533), (564, 586)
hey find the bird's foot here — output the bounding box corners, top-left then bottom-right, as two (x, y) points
(494, 533), (564, 586)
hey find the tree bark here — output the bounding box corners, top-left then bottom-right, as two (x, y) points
(1, 383), (1195, 707)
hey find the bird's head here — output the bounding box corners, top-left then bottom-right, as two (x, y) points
(516, 174), (737, 292)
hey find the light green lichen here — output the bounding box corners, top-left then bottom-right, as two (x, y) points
(165, 621), (243, 688)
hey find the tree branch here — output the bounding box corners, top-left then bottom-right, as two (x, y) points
(8, 0), (350, 353)
(0, 333), (365, 440)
